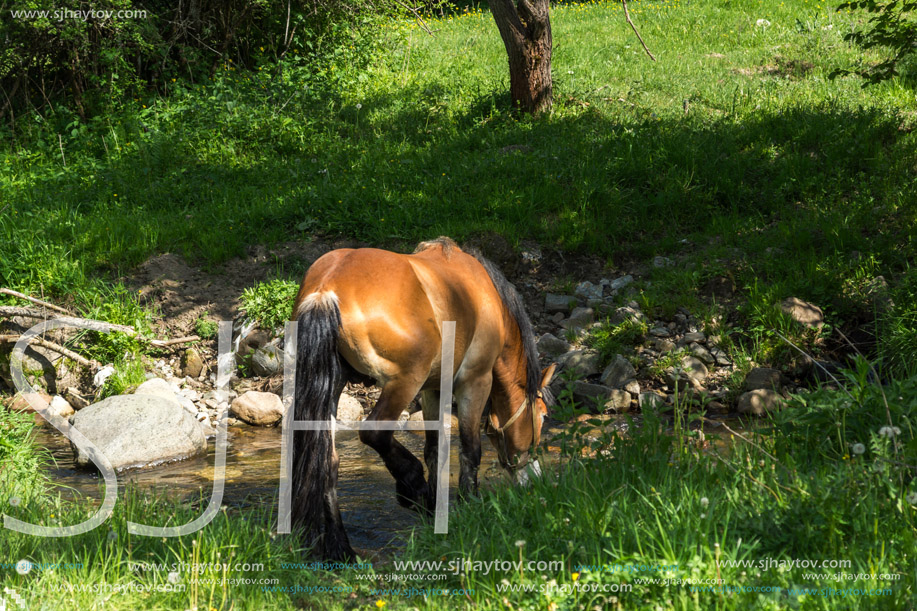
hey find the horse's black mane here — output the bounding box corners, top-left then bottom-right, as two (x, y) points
(415, 237), (552, 406)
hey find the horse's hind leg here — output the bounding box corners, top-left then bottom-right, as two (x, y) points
(360, 378), (432, 512)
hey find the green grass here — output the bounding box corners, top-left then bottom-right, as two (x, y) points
(2, 0), (914, 368)
(3, 367), (916, 609)
(584, 317), (648, 365)
(3, 0), (917, 608)
(405, 370), (917, 610)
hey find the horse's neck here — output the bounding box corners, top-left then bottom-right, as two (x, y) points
(492, 341), (528, 409)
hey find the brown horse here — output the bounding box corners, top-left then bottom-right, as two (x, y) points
(290, 237), (555, 560)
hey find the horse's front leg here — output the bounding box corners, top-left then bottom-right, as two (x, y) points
(360, 378), (431, 512)
(455, 373), (492, 500)
(421, 390), (441, 514)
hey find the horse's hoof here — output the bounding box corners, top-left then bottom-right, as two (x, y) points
(395, 482), (432, 514)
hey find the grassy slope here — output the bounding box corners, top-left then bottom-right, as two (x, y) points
(2, 1), (917, 609)
(2, 0), (914, 293)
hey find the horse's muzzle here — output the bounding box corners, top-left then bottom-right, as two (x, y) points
(513, 459), (542, 486)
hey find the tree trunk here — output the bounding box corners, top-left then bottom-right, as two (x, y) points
(488, 0), (553, 114)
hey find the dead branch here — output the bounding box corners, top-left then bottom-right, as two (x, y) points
(149, 335), (201, 348)
(0, 299), (203, 355)
(0, 334), (100, 369)
(0, 288), (71, 314)
(0, 306), (137, 335)
(622, 0), (656, 61)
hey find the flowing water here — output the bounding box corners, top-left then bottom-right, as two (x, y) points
(31, 424), (518, 553)
(30, 412), (744, 554)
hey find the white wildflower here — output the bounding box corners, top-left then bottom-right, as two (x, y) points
(15, 560), (31, 575)
(878, 426), (901, 439)
(756, 19), (771, 28)
(700, 497), (709, 508)
(852, 443), (866, 455)
(907, 492), (917, 505)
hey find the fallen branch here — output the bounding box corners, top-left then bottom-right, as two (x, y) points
(0, 306), (137, 335)
(0, 334), (100, 370)
(1, 303), (203, 356)
(622, 0), (656, 61)
(0, 288), (71, 314)
(149, 335), (200, 348)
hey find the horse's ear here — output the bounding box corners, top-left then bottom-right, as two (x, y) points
(540, 364), (557, 388)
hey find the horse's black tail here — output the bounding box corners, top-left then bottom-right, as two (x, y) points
(290, 291), (355, 560)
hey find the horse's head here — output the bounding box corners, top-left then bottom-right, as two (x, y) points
(486, 363), (557, 480)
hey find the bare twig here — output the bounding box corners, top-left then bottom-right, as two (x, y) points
(58, 133), (66, 166)
(0, 288), (71, 314)
(283, 0), (291, 50)
(704, 417), (781, 464)
(0, 334), (99, 369)
(149, 335), (200, 348)
(393, 0), (435, 36)
(622, 0), (656, 61)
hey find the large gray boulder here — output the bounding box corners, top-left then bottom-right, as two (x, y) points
(134, 378), (181, 408)
(556, 349), (602, 378)
(601, 355), (637, 389)
(737, 389), (785, 416)
(70, 395), (206, 470)
(744, 367), (784, 392)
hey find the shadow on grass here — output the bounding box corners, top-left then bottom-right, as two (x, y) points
(4, 83), (915, 321)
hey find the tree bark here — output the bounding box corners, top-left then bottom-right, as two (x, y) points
(488, 0), (553, 114)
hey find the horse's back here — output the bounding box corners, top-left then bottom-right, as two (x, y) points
(295, 242), (504, 387)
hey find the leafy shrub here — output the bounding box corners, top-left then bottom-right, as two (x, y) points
(772, 356), (917, 473)
(0, 0), (447, 121)
(584, 317), (647, 365)
(239, 278), (299, 331)
(194, 312), (219, 340)
(834, 1), (917, 84)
